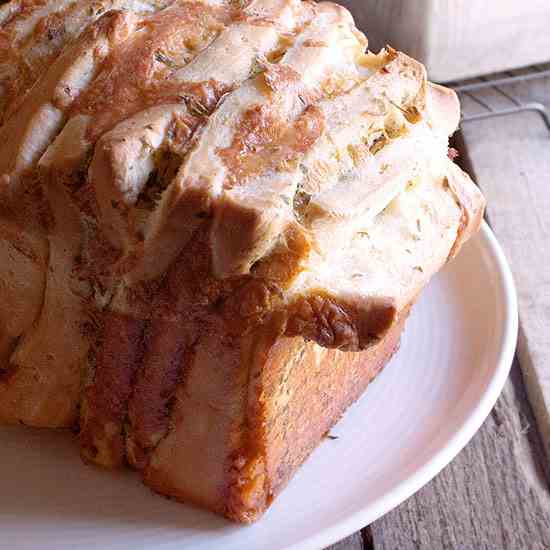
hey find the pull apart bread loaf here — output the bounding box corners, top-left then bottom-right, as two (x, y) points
(0, 0), (485, 522)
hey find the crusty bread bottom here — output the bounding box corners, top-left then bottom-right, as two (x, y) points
(144, 309), (409, 522)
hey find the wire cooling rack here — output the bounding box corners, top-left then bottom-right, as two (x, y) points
(449, 64), (550, 131)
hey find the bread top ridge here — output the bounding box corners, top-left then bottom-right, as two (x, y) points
(0, 0), (485, 426)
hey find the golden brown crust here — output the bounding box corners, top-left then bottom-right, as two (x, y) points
(254, 307), (409, 515)
(125, 319), (191, 469)
(219, 104), (325, 187)
(284, 291), (397, 350)
(80, 311), (146, 467)
(445, 160), (486, 259)
(0, 8), (139, 196)
(0, 219), (47, 361)
(69, 1), (232, 139)
(124, 225), (222, 467)
(143, 303), (408, 523)
(143, 319), (248, 515)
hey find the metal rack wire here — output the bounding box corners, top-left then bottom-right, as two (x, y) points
(450, 64), (550, 131)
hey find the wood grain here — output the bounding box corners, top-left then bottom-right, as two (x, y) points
(327, 531), (366, 550)
(370, 359), (550, 550)
(459, 83), (550, 461)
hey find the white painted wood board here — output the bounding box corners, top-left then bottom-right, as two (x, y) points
(340, 0), (550, 82)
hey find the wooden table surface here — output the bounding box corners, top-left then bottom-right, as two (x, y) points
(327, 74), (550, 550)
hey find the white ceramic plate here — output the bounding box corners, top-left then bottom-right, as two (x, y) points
(0, 222), (517, 550)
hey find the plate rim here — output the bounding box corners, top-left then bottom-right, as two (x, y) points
(0, 222), (518, 550)
(287, 221), (519, 550)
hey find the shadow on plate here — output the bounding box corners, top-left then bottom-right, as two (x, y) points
(0, 426), (233, 533)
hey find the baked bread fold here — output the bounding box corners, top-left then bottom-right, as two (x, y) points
(0, 0), (485, 522)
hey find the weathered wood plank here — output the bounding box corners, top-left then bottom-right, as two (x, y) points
(459, 84), (550, 461)
(370, 360), (550, 550)
(326, 531), (366, 550)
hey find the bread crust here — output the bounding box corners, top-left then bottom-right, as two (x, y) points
(0, 0), (485, 520)
(144, 304), (409, 522)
